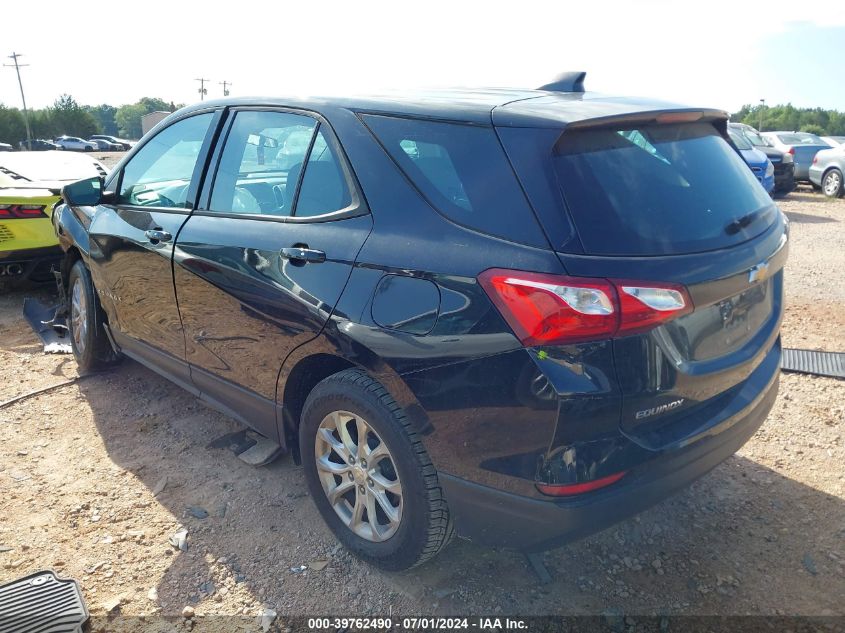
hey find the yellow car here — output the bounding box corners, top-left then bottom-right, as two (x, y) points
(0, 152), (106, 287)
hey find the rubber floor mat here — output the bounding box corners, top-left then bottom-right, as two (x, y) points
(781, 348), (845, 379)
(0, 570), (88, 633)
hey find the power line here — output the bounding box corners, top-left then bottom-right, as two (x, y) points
(195, 77), (210, 101)
(3, 52), (33, 150)
(219, 80), (231, 97)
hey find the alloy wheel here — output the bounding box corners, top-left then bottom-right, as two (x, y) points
(70, 277), (88, 354)
(314, 410), (403, 542)
(823, 171), (842, 197)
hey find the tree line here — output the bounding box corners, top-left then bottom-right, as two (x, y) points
(0, 95), (183, 145)
(3, 97), (844, 147)
(730, 103), (845, 136)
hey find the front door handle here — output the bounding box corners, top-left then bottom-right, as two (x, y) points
(145, 229), (172, 243)
(280, 246), (326, 264)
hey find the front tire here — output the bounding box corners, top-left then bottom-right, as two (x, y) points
(300, 369), (453, 570)
(68, 260), (119, 373)
(822, 168), (844, 198)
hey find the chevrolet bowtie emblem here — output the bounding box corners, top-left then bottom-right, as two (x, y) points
(748, 262), (769, 283)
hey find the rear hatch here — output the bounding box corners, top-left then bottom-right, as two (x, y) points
(773, 134), (829, 174)
(498, 113), (786, 450)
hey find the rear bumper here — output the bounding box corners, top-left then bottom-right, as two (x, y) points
(0, 245), (63, 284)
(794, 163), (811, 181)
(774, 163), (795, 193)
(440, 361), (778, 551)
(808, 164), (824, 187)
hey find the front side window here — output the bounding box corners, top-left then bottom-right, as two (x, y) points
(208, 110), (352, 218)
(118, 113), (213, 208)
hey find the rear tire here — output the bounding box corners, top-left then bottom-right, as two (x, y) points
(67, 260), (120, 373)
(822, 168), (844, 198)
(300, 368), (453, 570)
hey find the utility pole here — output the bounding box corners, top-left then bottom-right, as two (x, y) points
(3, 52), (33, 150)
(219, 80), (231, 97)
(758, 98), (765, 132)
(195, 77), (210, 101)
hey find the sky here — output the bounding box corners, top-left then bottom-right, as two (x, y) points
(3, 0), (845, 114)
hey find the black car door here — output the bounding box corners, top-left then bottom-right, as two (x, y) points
(172, 108), (372, 441)
(87, 110), (219, 386)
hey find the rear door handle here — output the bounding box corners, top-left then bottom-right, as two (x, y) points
(280, 246), (326, 263)
(145, 229), (172, 243)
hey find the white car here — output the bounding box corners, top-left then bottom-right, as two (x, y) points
(821, 136), (845, 147)
(54, 136), (96, 152)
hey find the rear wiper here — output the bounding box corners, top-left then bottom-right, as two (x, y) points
(725, 211), (759, 235)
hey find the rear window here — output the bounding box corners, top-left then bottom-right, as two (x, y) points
(554, 122), (776, 256)
(776, 133), (824, 145)
(363, 114), (545, 247)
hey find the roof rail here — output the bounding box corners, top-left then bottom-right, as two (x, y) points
(537, 71), (586, 93)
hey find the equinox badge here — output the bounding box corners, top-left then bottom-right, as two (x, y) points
(635, 398), (685, 420)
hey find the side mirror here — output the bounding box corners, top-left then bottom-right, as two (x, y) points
(62, 176), (106, 206)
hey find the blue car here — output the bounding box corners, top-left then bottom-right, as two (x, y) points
(729, 129), (774, 195)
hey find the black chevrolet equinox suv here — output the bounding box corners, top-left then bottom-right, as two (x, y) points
(55, 72), (786, 570)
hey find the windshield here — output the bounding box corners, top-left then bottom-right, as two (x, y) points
(728, 130), (753, 150)
(741, 128), (769, 147)
(553, 122), (776, 256)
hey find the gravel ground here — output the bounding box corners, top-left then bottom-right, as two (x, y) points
(0, 186), (843, 630)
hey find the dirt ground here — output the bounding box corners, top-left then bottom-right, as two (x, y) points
(0, 184), (843, 629)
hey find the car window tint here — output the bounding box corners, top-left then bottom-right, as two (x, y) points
(553, 122), (776, 256)
(209, 111), (316, 216)
(292, 130), (353, 217)
(363, 114), (542, 245)
(118, 113), (213, 208)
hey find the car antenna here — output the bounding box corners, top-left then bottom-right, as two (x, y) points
(537, 71), (586, 93)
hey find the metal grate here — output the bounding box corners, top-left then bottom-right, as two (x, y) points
(0, 570), (88, 633)
(782, 348), (845, 379)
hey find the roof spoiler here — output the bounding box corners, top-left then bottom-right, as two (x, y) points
(537, 71), (586, 93)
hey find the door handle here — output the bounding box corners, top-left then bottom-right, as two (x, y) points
(280, 246), (326, 264)
(145, 229), (172, 243)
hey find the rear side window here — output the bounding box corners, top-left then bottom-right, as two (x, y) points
(209, 110), (353, 218)
(554, 122), (776, 256)
(294, 130), (353, 217)
(209, 110), (316, 216)
(363, 114), (545, 246)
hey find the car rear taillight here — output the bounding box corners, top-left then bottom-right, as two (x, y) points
(614, 281), (692, 336)
(0, 204), (47, 219)
(536, 470), (628, 496)
(788, 146), (795, 156)
(812, 156), (818, 165)
(478, 269), (692, 346)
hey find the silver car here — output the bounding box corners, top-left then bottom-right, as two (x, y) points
(809, 146), (845, 198)
(54, 136), (96, 152)
(761, 131), (830, 181)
